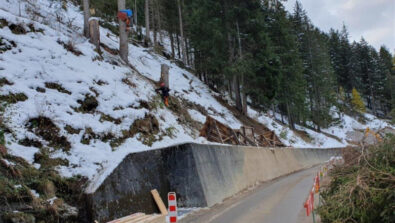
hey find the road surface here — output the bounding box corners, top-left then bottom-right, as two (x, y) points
(180, 167), (319, 223)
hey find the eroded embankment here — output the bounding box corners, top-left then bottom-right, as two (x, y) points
(84, 144), (342, 222)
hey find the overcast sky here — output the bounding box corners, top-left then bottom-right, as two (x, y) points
(283, 0), (395, 52)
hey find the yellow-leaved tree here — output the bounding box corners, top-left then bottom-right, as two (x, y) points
(351, 88), (366, 113)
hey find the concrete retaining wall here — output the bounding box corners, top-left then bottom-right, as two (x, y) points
(84, 144), (342, 222)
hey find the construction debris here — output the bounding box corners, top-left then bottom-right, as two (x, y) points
(200, 116), (284, 147)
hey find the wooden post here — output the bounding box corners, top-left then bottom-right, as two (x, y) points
(160, 64), (170, 87)
(214, 120), (224, 143)
(151, 189), (168, 215)
(89, 18), (100, 51)
(118, 0), (129, 63)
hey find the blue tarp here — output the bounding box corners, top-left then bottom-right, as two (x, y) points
(120, 9), (133, 17)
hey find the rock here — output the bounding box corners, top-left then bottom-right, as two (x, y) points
(346, 130), (364, 143)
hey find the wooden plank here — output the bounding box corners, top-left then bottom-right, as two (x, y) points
(106, 213), (145, 223)
(238, 132), (257, 146)
(213, 120), (224, 143)
(233, 131), (241, 145)
(271, 132), (276, 147)
(150, 189), (168, 215)
(259, 134), (272, 146)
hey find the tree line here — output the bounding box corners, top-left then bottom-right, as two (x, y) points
(82, 0), (395, 130)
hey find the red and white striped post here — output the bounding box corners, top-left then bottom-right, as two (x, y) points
(168, 192), (177, 223)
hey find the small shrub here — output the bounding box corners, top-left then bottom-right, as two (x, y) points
(26, 117), (71, 151)
(0, 130), (5, 145)
(389, 108), (395, 125)
(8, 23), (27, 34)
(351, 88), (366, 113)
(76, 95), (98, 113)
(0, 37), (16, 53)
(57, 39), (83, 56)
(279, 130), (288, 140)
(45, 82), (71, 95)
(165, 127), (177, 138)
(0, 93), (28, 104)
(318, 137), (395, 223)
(99, 114), (121, 125)
(64, 125), (81, 135)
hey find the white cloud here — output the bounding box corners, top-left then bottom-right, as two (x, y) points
(284, 0), (395, 51)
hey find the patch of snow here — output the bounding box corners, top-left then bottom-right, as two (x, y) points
(30, 189), (40, 198)
(188, 109), (206, 123)
(1, 158), (16, 166)
(6, 141), (39, 164)
(47, 197), (57, 205)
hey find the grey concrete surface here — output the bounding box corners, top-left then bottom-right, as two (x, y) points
(85, 143), (342, 222)
(180, 167), (320, 223)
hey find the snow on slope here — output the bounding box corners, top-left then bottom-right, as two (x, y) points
(1, 0), (393, 193)
(0, 0), (242, 192)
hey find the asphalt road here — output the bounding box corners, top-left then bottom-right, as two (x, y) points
(180, 167), (319, 223)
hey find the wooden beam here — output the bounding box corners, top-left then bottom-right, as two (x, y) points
(214, 120), (224, 143)
(232, 129), (240, 145)
(151, 189), (168, 215)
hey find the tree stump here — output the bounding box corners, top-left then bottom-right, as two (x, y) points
(160, 64), (170, 87)
(89, 18), (100, 51)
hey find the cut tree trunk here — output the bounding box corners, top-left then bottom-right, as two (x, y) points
(118, 0), (129, 63)
(83, 0), (90, 38)
(89, 18), (100, 51)
(160, 64), (170, 88)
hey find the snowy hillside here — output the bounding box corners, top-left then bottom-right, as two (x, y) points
(0, 0), (393, 192)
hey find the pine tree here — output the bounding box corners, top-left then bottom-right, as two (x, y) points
(351, 88), (366, 113)
(269, 6), (307, 129)
(291, 2), (336, 130)
(378, 46), (394, 114)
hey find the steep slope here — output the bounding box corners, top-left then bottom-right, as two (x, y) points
(0, 0), (393, 195)
(0, 0), (244, 191)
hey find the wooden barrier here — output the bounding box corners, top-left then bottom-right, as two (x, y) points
(200, 116), (284, 147)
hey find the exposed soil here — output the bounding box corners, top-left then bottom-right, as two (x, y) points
(0, 93), (28, 104)
(45, 82), (72, 95)
(26, 117), (71, 151)
(76, 95), (98, 113)
(57, 39), (83, 56)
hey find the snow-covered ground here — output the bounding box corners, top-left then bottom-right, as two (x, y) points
(1, 0), (393, 193)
